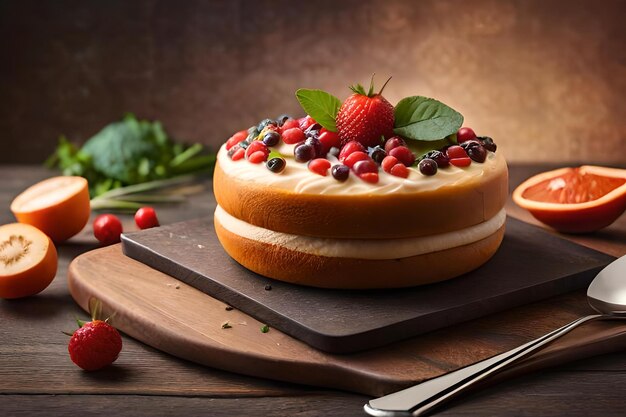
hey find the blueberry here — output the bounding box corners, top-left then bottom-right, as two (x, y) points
(368, 146), (387, 164)
(294, 143), (316, 163)
(418, 158), (438, 176)
(460, 140), (481, 152)
(275, 114), (290, 127)
(478, 136), (497, 152)
(238, 140), (250, 149)
(467, 144), (487, 163)
(262, 131), (281, 147)
(304, 137), (322, 157)
(257, 118), (276, 131)
(266, 157), (286, 173)
(421, 150), (449, 168)
(331, 164), (350, 181)
(246, 126), (260, 141)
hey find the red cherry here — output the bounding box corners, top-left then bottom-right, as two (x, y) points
(280, 119), (300, 133)
(318, 130), (341, 154)
(381, 155), (399, 173)
(308, 158), (331, 176)
(134, 207), (160, 230)
(231, 147), (245, 161)
(226, 130), (247, 150)
(245, 141), (269, 158)
(339, 141), (366, 162)
(282, 127), (306, 144)
(248, 150), (268, 164)
(457, 127), (477, 143)
(388, 146), (416, 166)
(352, 159), (378, 176)
(450, 157), (472, 167)
(359, 172), (379, 184)
(344, 151), (370, 168)
(446, 145), (468, 159)
(298, 115), (317, 131)
(384, 137), (407, 153)
(93, 214), (123, 246)
(390, 163), (409, 178)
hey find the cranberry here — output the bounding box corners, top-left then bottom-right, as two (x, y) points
(226, 130), (248, 150)
(421, 150), (449, 168)
(294, 143), (316, 163)
(135, 207), (160, 230)
(245, 141), (269, 159)
(388, 146), (416, 166)
(457, 127), (477, 143)
(390, 163), (409, 178)
(331, 164), (350, 181)
(418, 159), (438, 176)
(282, 127), (306, 144)
(446, 145), (468, 159)
(450, 157), (472, 167)
(352, 159), (378, 176)
(369, 146), (387, 164)
(305, 137), (323, 157)
(248, 150), (268, 164)
(231, 147), (245, 161)
(339, 141), (366, 162)
(280, 119), (300, 133)
(384, 136), (407, 153)
(467, 144), (487, 163)
(298, 115), (317, 131)
(262, 131), (281, 147)
(344, 151), (370, 168)
(318, 131), (341, 154)
(266, 157), (286, 173)
(93, 214), (123, 246)
(479, 136), (497, 152)
(381, 155), (399, 173)
(308, 158), (331, 176)
(359, 172), (379, 184)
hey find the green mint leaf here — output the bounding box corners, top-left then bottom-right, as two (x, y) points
(295, 89), (341, 132)
(393, 96), (463, 141)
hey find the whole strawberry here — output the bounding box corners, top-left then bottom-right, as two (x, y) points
(336, 76), (395, 148)
(68, 319), (122, 371)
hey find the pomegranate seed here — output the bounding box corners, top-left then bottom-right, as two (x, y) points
(388, 146), (416, 166)
(245, 141), (269, 158)
(318, 131), (341, 154)
(232, 148), (245, 161)
(359, 172), (379, 184)
(457, 127), (477, 143)
(308, 158), (331, 176)
(446, 145), (468, 159)
(299, 115), (316, 130)
(282, 127), (306, 144)
(248, 150), (268, 164)
(450, 157), (472, 167)
(352, 159), (378, 175)
(344, 151), (370, 168)
(390, 163), (409, 178)
(384, 137), (407, 153)
(226, 130), (248, 150)
(339, 141), (366, 162)
(381, 155), (399, 173)
(280, 119), (300, 133)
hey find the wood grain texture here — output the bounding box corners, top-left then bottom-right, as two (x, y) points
(68, 244), (626, 396)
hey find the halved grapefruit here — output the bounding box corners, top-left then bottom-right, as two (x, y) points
(513, 165), (626, 233)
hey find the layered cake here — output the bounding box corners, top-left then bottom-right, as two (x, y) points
(214, 78), (508, 289)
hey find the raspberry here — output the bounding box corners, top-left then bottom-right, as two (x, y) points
(450, 157), (472, 167)
(308, 158), (331, 176)
(344, 151), (370, 168)
(282, 127), (306, 144)
(68, 320), (122, 371)
(457, 127), (477, 143)
(248, 150), (268, 164)
(359, 172), (379, 184)
(231, 147), (245, 161)
(381, 155), (399, 173)
(338, 141), (366, 162)
(226, 130), (248, 150)
(446, 145), (468, 159)
(390, 163), (409, 178)
(388, 146), (416, 166)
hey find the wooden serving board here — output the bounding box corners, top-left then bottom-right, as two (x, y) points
(68, 245), (626, 397)
(120, 217), (614, 353)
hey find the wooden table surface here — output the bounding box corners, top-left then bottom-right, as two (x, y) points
(1, 164), (625, 417)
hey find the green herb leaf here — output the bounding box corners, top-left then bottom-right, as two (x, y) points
(260, 324), (270, 333)
(221, 322), (232, 329)
(295, 89), (341, 132)
(393, 96), (463, 141)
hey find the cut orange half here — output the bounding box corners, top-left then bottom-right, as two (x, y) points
(513, 165), (626, 233)
(10, 176), (91, 242)
(0, 223), (58, 299)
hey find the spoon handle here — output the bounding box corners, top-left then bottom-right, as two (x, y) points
(365, 314), (602, 417)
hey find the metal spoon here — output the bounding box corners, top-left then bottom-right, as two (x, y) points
(365, 254), (626, 417)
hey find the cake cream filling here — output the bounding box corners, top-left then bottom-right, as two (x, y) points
(215, 205), (506, 260)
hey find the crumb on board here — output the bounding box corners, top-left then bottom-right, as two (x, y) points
(221, 321), (232, 329)
(175, 284), (180, 289)
(197, 244), (205, 249)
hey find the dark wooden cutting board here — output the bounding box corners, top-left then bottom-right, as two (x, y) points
(121, 216), (614, 353)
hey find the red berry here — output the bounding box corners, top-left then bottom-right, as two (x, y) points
(390, 163), (409, 178)
(388, 146), (416, 166)
(446, 145), (468, 159)
(384, 137), (407, 153)
(359, 172), (379, 184)
(231, 147), (245, 161)
(280, 119), (299, 133)
(299, 115), (317, 131)
(381, 155), (399, 173)
(93, 214), (123, 246)
(248, 150), (268, 164)
(68, 320), (122, 371)
(282, 127), (306, 144)
(457, 127), (477, 143)
(344, 151), (370, 168)
(225, 130), (248, 150)
(318, 130), (341, 154)
(352, 159), (378, 176)
(308, 158), (331, 176)
(245, 141), (269, 158)
(134, 207), (159, 230)
(450, 157), (472, 167)
(338, 141), (366, 162)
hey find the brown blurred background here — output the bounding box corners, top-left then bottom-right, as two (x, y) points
(1, 0), (625, 164)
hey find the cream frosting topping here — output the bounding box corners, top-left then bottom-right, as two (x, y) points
(215, 205), (506, 260)
(217, 143), (507, 195)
